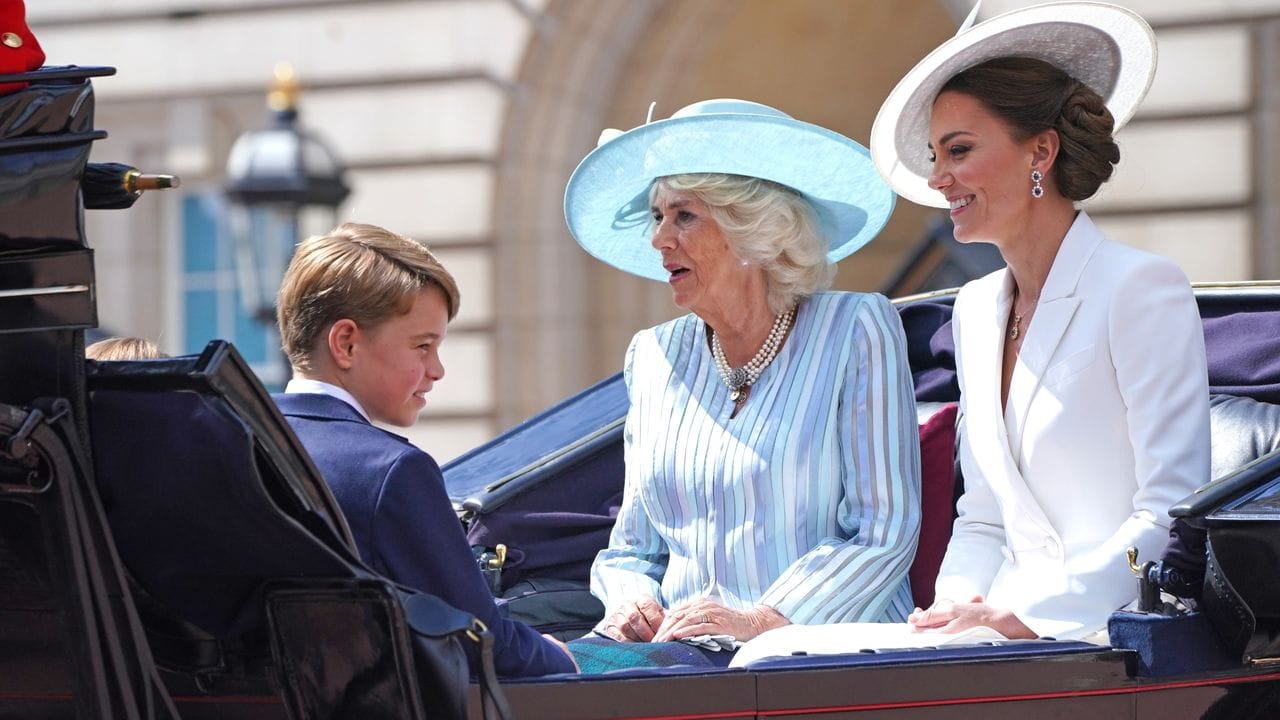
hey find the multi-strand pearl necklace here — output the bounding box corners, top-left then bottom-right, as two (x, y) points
(711, 306), (795, 402)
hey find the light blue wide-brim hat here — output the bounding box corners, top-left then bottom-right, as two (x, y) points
(563, 99), (896, 282)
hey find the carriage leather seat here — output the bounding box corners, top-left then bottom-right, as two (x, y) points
(1208, 393), (1280, 479)
(87, 346), (361, 642)
(86, 341), (490, 717)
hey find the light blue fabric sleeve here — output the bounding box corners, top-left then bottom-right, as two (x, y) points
(589, 335), (668, 616)
(758, 294), (922, 623)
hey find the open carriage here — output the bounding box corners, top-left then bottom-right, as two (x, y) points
(3, 65), (1280, 720)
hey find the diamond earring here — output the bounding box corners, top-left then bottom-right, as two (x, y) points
(1031, 169), (1044, 199)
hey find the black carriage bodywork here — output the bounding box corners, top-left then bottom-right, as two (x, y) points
(443, 286), (1280, 720)
(2, 65), (1280, 719)
(0, 66), (481, 720)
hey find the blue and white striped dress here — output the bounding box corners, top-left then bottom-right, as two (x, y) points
(590, 291), (922, 625)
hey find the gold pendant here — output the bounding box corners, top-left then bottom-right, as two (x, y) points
(730, 388), (742, 402)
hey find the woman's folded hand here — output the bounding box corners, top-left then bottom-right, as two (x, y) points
(602, 595), (666, 642)
(652, 599), (789, 642)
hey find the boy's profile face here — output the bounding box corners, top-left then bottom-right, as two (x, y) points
(345, 286), (449, 427)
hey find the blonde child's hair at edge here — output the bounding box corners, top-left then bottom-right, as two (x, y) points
(85, 336), (166, 361)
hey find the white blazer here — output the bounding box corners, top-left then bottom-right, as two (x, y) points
(935, 211), (1210, 640)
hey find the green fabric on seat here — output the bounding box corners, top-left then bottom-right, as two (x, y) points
(566, 637), (729, 674)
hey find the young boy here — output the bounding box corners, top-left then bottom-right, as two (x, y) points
(273, 223), (575, 677)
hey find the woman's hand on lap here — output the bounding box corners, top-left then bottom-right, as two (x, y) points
(602, 596), (665, 642)
(652, 600), (789, 642)
(908, 596), (1035, 639)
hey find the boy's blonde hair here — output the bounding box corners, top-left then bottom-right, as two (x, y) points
(277, 223), (460, 374)
(85, 336), (166, 361)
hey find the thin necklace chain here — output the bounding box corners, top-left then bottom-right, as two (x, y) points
(1010, 286), (1034, 341)
(711, 306), (795, 400)
(1009, 309), (1023, 340)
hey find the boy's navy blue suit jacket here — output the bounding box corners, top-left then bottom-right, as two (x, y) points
(273, 392), (575, 678)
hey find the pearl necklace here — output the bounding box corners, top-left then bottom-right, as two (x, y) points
(711, 306), (795, 402)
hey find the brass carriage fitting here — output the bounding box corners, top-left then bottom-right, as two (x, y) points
(488, 543), (507, 570)
(465, 617), (490, 644)
(1127, 546), (1142, 575)
(1127, 546), (1163, 612)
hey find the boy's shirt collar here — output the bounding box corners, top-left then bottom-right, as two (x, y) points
(284, 377), (371, 423)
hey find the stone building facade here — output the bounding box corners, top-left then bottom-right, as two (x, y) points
(30, 0), (1280, 460)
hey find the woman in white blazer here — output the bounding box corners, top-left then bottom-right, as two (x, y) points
(731, 3), (1210, 664)
(882, 4), (1210, 642)
(933, 210), (1208, 640)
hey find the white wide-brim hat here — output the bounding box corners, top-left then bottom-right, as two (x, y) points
(870, 1), (1157, 209)
(563, 99), (896, 282)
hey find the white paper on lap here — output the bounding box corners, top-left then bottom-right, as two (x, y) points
(728, 623), (1006, 667)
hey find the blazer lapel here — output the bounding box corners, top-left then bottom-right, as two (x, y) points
(956, 270), (1053, 530)
(1005, 213), (1103, 456)
(960, 214), (1105, 545)
(1005, 299), (1081, 454)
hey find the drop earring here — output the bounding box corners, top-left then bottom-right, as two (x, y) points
(1031, 169), (1044, 199)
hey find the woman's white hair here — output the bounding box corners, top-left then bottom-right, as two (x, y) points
(651, 173), (834, 314)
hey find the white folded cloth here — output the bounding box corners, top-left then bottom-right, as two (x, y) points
(678, 634), (741, 652)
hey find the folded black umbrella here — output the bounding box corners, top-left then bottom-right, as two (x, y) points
(81, 161), (179, 209)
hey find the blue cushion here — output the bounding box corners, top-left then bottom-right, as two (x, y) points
(1108, 610), (1236, 676)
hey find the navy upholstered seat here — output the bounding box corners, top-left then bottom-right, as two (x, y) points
(87, 340), (484, 719)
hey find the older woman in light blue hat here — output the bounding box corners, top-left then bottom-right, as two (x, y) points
(564, 99), (922, 653)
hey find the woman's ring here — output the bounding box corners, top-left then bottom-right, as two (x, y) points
(700, 612), (710, 624)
